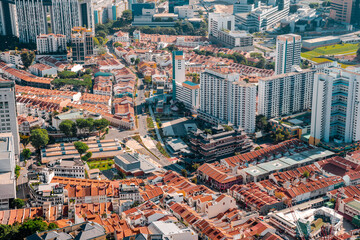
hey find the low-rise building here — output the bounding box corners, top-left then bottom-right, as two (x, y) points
(47, 158), (85, 178)
(215, 30), (253, 48)
(29, 63), (57, 77)
(0, 51), (22, 67)
(26, 222), (106, 240)
(189, 126), (253, 162)
(113, 30), (130, 42)
(148, 221), (198, 240)
(114, 153), (158, 176)
(18, 115), (45, 135)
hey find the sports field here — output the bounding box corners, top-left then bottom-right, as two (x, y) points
(301, 43), (359, 59)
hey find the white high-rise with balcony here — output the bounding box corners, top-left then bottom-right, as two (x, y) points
(258, 68), (315, 118)
(199, 68), (256, 133)
(0, 79), (19, 156)
(36, 34), (67, 54)
(310, 67), (360, 145)
(275, 34), (301, 75)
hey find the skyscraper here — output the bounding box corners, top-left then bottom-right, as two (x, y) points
(172, 51), (185, 84)
(0, 79), (19, 156)
(0, 0), (17, 36)
(51, 0), (81, 40)
(172, 51), (185, 99)
(199, 67), (256, 133)
(15, 0), (94, 43)
(310, 67), (360, 145)
(258, 68), (315, 118)
(0, 132), (16, 210)
(15, 0), (48, 43)
(275, 34), (301, 75)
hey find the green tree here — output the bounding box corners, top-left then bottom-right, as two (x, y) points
(255, 58), (266, 68)
(192, 163), (200, 171)
(134, 58), (140, 65)
(256, 115), (269, 132)
(74, 141), (89, 158)
(15, 165), (20, 179)
(191, 177), (197, 184)
(10, 198), (25, 209)
(181, 169), (188, 178)
(59, 120), (75, 138)
(22, 148), (31, 160)
(309, 2), (319, 8)
(30, 129), (49, 152)
(122, 10), (132, 21)
(20, 134), (30, 148)
(97, 36), (104, 45)
(303, 170), (310, 178)
(48, 223), (58, 230)
(93, 119), (110, 137)
(93, 37), (100, 46)
(17, 218), (48, 239)
(113, 42), (122, 48)
(20, 50), (35, 69)
(97, 30), (107, 39)
(223, 125), (233, 131)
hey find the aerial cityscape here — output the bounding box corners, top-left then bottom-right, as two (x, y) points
(0, 0), (360, 239)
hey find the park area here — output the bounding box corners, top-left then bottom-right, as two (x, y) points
(301, 43), (359, 68)
(301, 43), (359, 59)
(87, 159), (114, 171)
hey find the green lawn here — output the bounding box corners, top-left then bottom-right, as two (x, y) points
(301, 43), (359, 59)
(87, 159), (114, 171)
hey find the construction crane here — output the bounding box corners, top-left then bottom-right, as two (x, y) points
(288, 202), (306, 240)
(321, 188), (342, 240)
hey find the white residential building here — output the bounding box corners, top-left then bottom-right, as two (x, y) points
(175, 81), (200, 110)
(36, 34), (67, 54)
(113, 31), (130, 42)
(216, 30), (253, 48)
(172, 51), (185, 84)
(208, 13), (235, 38)
(234, 0), (290, 32)
(0, 51), (23, 67)
(148, 221), (198, 240)
(0, 133), (16, 210)
(199, 68), (256, 133)
(47, 159), (85, 178)
(258, 68), (315, 118)
(310, 67), (360, 145)
(233, 0), (254, 14)
(174, 5), (195, 19)
(275, 34), (302, 75)
(204, 194), (237, 218)
(29, 63), (58, 77)
(0, 79), (19, 156)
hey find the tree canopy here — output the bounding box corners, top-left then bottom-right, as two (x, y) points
(59, 120), (76, 137)
(22, 148), (31, 160)
(10, 198), (25, 209)
(30, 129), (49, 151)
(74, 141), (89, 157)
(20, 50), (35, 69)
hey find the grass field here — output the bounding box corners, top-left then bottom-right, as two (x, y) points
(87, 159), (114, 171)
(301, 43), (359, 59)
